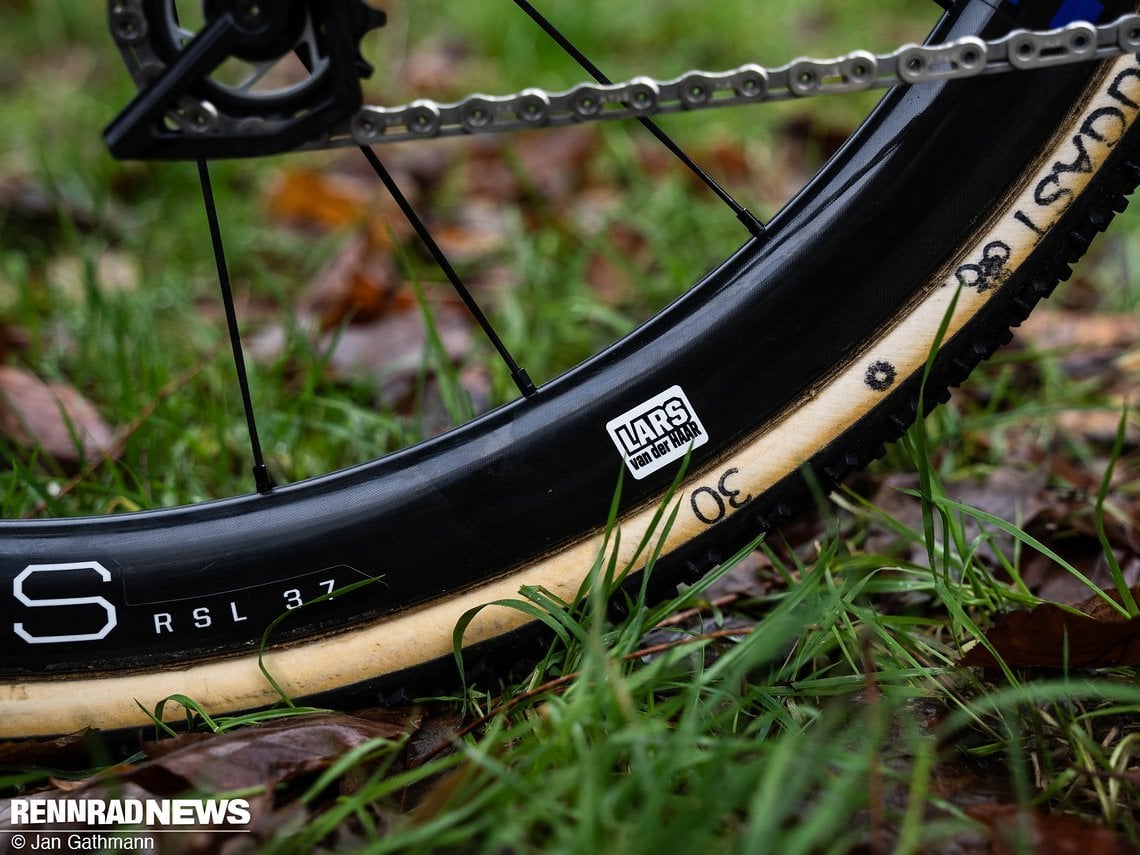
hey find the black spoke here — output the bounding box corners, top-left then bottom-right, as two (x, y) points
(359, 145), (537, 399)
(197, 159), (274, 495)
(511, 0), (765, 238)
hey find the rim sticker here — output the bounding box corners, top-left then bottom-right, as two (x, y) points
(606, 385), (709, 480)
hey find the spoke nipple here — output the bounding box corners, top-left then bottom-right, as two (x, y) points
(513, 368), (538, 399)
(737, 208), (767, 239)
(253, 463), (275, 495)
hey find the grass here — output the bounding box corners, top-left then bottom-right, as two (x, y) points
(251, 518), (941, 853)
(2, 1), (1140, 851)
(90, 447), (1132, 852)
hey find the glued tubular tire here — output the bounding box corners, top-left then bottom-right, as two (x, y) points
(4, 0), (1140, 738)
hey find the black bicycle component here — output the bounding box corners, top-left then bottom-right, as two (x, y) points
(104, 0), (385, 160)
(202, 0), (309, 63)
(197, 159), (275, 494)
(359, 146), (539, 399)
(511, 0), (767, 239)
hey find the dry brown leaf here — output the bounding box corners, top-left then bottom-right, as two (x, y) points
(0, 365), (115, 463)
(707, 139), (754, 184)
(265, 163), (423, 255)
(1016, 308), (1140, 382)
(429, 203), (508, 262)
(1055, 407), (1140, 446)
(466, 128), (601, 205)
(585, 251), (635, 304)
(515, 126), (603, 202)
(0, 730), (98, 769)
(1019, 546), (1140, 607)
(865, 468), (1051, 570)
(130, 714), (409, 793)
(952, 468), (1050, 523)
(249, 224), (475, 407)
(397, 36), (470, 94)
(966, 803), (1136, 854)
(0, 324), (29, 364)
(961, 586), (1140, 669)
(0, 715), (414, 853)
(297, 233), (402, 330)
(1018, 308), (1140, 352)
(324, 302), (472, 404)
(3, 715), (410, 805)
(265, 169), (372, 232)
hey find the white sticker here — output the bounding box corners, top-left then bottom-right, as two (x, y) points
(606, 385), (708, 480)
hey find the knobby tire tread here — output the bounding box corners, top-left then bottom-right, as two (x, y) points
(361, 135), (1140, 711)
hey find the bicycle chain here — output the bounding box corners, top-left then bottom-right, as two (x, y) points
(343, 14), (1140, 147)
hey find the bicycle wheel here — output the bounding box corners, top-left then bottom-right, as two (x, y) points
(4, 0), (1140, 738)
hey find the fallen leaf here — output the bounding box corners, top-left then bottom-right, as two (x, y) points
(961, 586), (1140, 669)
(703, 551), (781, 602)
(707, 139), (755, 185)
(131, 714), (409, 793)
(265, 169), (372, 232)
(1019, 544), (1140, 607)
(1073, 585), (1140, 622)
(1018, 308), (1140, 352)
(324, 301), (472, 405)
(0, 730), (99, 769)
(298, 232), (403, 330)
(265, 168), (414, 249)
(465, 127), (601, 206)
(1054, 406), (1140, 447)
(397, 36), (471, 94)
(0, 324), (29, 364)
(1017, 308), (1140, 384)
(966, 803), (1136, 854)
(928, 753), (1018, 811)
(585, 250), (635, 304)
(950, 467), (1051, 524)
(0, 714), (413, 848)
(864, 468), (1051, 571)
(0, 712), (455, 855)
(429, 202), (508, 262)
(0, 365), (115, 463)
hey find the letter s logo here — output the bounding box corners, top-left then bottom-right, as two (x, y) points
(664, 397), (690, 427)
(13, 562), (118, 644)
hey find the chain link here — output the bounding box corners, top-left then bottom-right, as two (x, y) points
(342, 14), (1140, 147)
